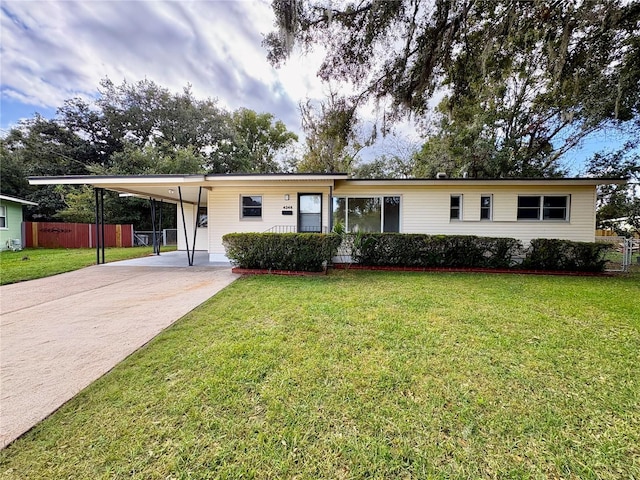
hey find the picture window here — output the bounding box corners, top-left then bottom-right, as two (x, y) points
(332, 196), (400, 233)
(517, 195), (569, 221)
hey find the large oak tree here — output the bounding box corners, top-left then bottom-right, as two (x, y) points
(265, 0), (640, 177)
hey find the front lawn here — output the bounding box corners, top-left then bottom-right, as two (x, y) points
(1, 271), (638, 478)
(0, 247), (174, 285)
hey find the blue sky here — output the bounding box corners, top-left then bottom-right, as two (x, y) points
(0, 0), (632, 175)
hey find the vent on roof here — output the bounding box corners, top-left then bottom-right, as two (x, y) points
(436, 172), (447, 179)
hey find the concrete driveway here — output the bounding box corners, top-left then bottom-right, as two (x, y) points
(0, 262), (238, 449)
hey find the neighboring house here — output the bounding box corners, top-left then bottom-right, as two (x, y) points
(599, 217), (639, 237)
(29, 174), (627, 262)
(0, 195), (38, 251)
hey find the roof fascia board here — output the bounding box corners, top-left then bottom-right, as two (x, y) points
(205, 174), (348, 182)
(29, 174), (348, 187)
(0, 195), (38, 205)
(339, 178), (627, 187)
(29, 175), (206, 186)
(209, 180), (338, 188)
(29, 175), (626, 189)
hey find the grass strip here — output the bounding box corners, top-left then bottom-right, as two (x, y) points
(0, 247), (174, 285)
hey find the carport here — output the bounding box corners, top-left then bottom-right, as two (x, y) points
(29, 175), (210, 266)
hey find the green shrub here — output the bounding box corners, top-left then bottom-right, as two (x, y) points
(522, 238), (612, 272)
(222, 233), (342, 271)
(350, 233), (523, 269)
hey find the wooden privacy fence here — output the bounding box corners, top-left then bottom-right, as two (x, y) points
(596, 229), (639, 238)
(24, 222), (134, 248)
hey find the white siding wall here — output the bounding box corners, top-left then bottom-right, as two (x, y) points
(208, 185), (333, 260)
(176, 203), (208, 251)
(333, 184), (596, 244)
(200, 181), (597, 261)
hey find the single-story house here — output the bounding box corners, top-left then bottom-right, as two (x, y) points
(0, 194), (38, 251)
(29, 174), (626, 263)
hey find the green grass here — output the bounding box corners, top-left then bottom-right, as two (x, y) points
(0, 247), (175, 285)
(1, 271), (639, 479)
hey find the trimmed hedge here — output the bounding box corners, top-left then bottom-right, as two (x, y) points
(348, 234), (611, 272)
(223, 233), (342, 272)
(350, 233), (523, 269)
(521, 238), (612, 272)
(223, 233), (612, 273)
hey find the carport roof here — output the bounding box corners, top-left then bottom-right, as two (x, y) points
(28, 173), (350, 205)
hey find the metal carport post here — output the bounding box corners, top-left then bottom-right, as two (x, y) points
(149, 198), (163, 255)
(94, 187), (105, 265)
(178, 186), (203, 266)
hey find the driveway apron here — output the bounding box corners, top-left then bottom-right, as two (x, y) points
(0, 264), (238, 449)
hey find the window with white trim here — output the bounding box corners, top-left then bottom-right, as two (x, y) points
(450, 195), (462, 220)
(480, 195), (492, 220)
(241, 195), (262, 219)
(0, 206), (6, 228)
(517, 195), (569, 221)
(332, 196), (400, 232)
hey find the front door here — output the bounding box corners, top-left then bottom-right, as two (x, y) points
(298, 194), (322, 233)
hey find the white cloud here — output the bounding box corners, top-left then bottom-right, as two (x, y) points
(0, 0), (327, 132)
(0, 0), (422, 159)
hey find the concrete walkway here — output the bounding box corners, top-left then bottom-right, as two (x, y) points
(0, 261), (238, 449)
(102, 250), (229, 268)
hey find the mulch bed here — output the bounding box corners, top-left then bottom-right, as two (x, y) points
(231, 268), (328, 276)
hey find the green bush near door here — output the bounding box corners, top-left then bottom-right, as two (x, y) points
(223, 233), (342, 271)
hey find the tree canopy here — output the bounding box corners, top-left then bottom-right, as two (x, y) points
(295, 92), (376, 173)
(586, 147), (640, 235)
(266, 0), (640, 177)
(0, 78), (298, 226)
(215, 108), (298, 174)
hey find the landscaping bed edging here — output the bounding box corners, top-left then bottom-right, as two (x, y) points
(332, 264), (614, 276)
(231, 267), (328, 276)
(232, 265), (614, 277)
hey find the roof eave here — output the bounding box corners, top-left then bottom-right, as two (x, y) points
(341, 177), (628, 186)
(0, 194), (39, 206)
(28, 175), (206, 186)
